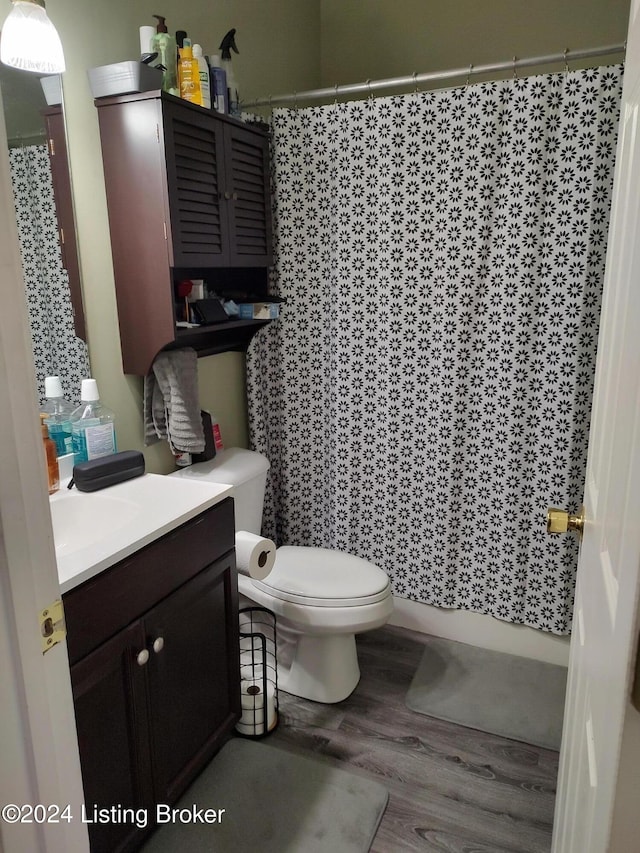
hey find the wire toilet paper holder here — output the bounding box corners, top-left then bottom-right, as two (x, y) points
(236, 607), (279, 738)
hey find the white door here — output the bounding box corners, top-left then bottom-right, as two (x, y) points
(551, 2), (640, 850)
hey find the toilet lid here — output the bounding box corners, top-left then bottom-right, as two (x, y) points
(251, 546), (391, 607)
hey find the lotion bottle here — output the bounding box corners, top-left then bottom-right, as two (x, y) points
(208, 53), (227, 113)
(193, 44), (211, 109)
(178, 38), (202, 105)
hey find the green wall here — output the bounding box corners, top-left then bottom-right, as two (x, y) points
(33, 0), (631, 472)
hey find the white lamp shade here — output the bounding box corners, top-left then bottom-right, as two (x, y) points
(0, 0), (65, 74)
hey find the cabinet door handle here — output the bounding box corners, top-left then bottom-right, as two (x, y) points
(136, 649), (150, 666)
(224, 191), (231, 200)
(152, 637), (165, 654)
(232, 192), (238, 201)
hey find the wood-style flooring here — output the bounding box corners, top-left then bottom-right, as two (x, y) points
(268, 624), (559, 853)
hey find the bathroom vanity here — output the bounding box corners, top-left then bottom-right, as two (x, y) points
(57, 481), (240, 852)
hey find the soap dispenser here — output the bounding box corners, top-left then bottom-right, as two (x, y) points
(40, 415), (60, 494)
(150, 14), (179, 96)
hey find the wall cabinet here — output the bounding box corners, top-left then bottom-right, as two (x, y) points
(63, 499), (240, 852)
(95, 91), (274, 375)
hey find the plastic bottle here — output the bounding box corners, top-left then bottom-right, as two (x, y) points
(150, 15), (179, 96)
(193, 44), (211, 109)
(208, 53), (227, 113)
(219, 28), (240, 117)
(70, 379), (117, 465)
(178, 38), (202, 105)
(41, 375), (74, 457)
(40, 416), (60, 494)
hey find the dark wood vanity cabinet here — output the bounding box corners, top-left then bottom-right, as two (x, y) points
(64, 499), (240, 852)
(95, 91), (274, 375)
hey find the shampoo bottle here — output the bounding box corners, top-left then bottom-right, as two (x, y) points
(41, 375), (74, 457)
(40, 416), (60, 494)
(208, 53), (227, 113)
(150, 15), (179, 96)
(178, 38), (203, 105)
(193, 44), (211, 109)
(70, 379), (117, 465)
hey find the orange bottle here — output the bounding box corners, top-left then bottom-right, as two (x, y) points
(41, 415), (60, 494)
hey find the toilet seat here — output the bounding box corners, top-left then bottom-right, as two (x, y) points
(251, 545), (391, 607)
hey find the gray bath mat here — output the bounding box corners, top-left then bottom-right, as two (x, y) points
(142, 738), (388, 852)
(406, 637), (567, 750)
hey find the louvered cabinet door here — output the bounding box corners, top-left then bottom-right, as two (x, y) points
(224, 123), (274, 267)
(162, 100), (230, 267)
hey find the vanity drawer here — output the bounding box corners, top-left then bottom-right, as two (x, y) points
(64, 497), (235, 665)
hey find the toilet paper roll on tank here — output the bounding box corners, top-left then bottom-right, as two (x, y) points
(235, 531), (276, 580)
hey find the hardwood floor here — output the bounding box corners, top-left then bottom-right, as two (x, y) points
(268, 624), (559, 853)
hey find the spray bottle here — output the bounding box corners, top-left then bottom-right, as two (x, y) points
(219, 28), (240, 117)
(150, 15), (179, 96)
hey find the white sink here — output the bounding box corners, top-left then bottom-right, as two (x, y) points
(51, 492), (142, 556)
(50, 473), (233, 594)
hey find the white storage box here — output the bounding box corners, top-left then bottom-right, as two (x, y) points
(238, 302), (281, 320)
(88, 61), (163, 99)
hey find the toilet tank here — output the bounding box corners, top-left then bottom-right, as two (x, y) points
(169, 448), (270, 534)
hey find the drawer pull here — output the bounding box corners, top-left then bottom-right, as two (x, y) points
(153, 637), (165, 654)
(136, 649), (150, 666)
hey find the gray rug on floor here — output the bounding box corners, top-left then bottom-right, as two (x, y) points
(406, 636), (567, 750)
(142, 738), (388, 852)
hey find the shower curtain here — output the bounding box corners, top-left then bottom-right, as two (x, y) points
(9, 143), (89, 406)
(247, 65), (623, 634)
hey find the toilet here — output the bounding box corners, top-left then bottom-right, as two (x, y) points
(171, 448), (394, 703)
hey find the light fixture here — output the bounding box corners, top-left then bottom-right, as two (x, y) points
(0, 0), (65, 74)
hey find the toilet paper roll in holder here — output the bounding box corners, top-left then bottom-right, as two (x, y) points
(235, 607), (279, 738)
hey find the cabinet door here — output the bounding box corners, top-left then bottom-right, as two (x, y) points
(145, 554), (240, 804)
(162, 99), (230, 267)
(224, 123), (274, 266)
(70, 621), (154, 853)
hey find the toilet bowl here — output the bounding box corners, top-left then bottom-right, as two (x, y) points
(170, 448), (394, 703)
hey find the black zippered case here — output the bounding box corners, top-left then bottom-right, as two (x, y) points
(71, 450), (145, 492)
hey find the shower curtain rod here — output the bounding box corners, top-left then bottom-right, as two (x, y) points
(243, 43), (625, 108)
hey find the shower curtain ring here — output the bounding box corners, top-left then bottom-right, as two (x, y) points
(366, 78), (373, 99)
(563, 48), (570, 75)
(512, 56), (518, 79)
(293, 91), (298, 111)
(334, 83), (339, 104)
(412, 71), (418, 93)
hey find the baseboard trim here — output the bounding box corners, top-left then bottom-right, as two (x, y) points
(389, 597), (570, 666)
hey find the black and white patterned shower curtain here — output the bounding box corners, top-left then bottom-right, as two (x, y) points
(247, 65), (623, 634)
(9, 144), (90, 406)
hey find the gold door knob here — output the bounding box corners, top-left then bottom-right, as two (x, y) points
(546, 505), (585, 536)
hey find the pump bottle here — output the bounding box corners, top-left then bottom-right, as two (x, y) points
(150, 15), (179, 96)
(40, 416), (60, 494)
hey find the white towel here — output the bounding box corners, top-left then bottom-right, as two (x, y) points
(143, 348), (205, 454)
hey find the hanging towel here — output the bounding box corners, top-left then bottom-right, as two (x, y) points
(143, 348), (205, 454)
